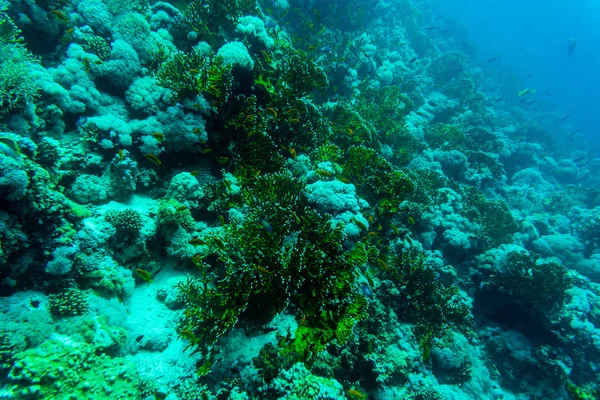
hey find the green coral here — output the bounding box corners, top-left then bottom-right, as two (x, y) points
(177, 171), (368, 373)
(0, 13), (41, 113)
(183, 0), (249, 44)
(0, 329), (16, 371)
(157, 199), (196, 233)
(48, 287), (89, 318)
(426, 51), (469, 87)
(105, 208), (143, 234)
(342, 145), (415, 213)
(575, 208), (600, 258)
(424, 123), (465, 149)
(386, 247), (473, 345)
(461, 187), (518, 248)
(355, 83), (414, 141)
(491, 250), (572, 314)
(5, 339), (140, 399)
(566, 380), (599, 400)
(156, 52), (233, 107)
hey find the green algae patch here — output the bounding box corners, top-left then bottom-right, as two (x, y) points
(5, 338), (140, 400)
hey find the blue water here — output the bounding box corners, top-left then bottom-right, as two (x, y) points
(435, 0), (600, 140)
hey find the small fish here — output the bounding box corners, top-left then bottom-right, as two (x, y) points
(485, 55), (499, 64)
(152, 132), (164, 142)
(424, 26), (437, 31)
(190, 170), (200, 176)
(65, 27), (74, 34)
(408, 56), (418, 63)
(255, 266), (274, 275)
(219, 215), (225, 225)
(118, 149), (124, 162)
(319, 46), (332, 53)
(288, 118), (301, 124)
(179, 329), (196, 342)
(211, 236), (226, 252)
(572, 157), (586, 163)
(193, 128), (202, 134)
(518, 88), (536, 97)
(544, 90), (552, 96)
(261, 50), (272, 62)
(494, 97), (504, 103)
(135, 268), (153, 284)
(390, 225), (399, 235)
(260, 219), (273, 233)
(526, 72), (533, 79)
(352, 216), (367, 230)
(216, 156), (229, 164)
(377, 259), (388, 272)
(83, 57), (91, 73)
(299, 314), (307, 327)
(176, 206), (188, 212)
(145, 153), (162, 166)
(567, 37), (577, 57)
(525, 99), (537, 106)
(315, 169), (332, 177)
(561, 113), (571, 121)
(189, 238), (207, 246)
(569, 129), (582, 137)
(50, 9), (69, 23)
(289, 148), (297, 160)
(266, 107), (278, 118)
(347, 389), (366, 399)
(135, 335), (144, 342)
(408, 216), (415, 225)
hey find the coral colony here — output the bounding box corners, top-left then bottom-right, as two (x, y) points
(0, 0), (598, 399)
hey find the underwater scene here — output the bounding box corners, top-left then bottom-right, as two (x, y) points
(0, 0), (599, 398)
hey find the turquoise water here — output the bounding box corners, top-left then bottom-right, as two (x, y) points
(0, 0), (598, 399)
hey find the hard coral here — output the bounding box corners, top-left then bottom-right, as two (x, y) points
(48, 287), (89, 317)
(105, 208), (143, 234)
